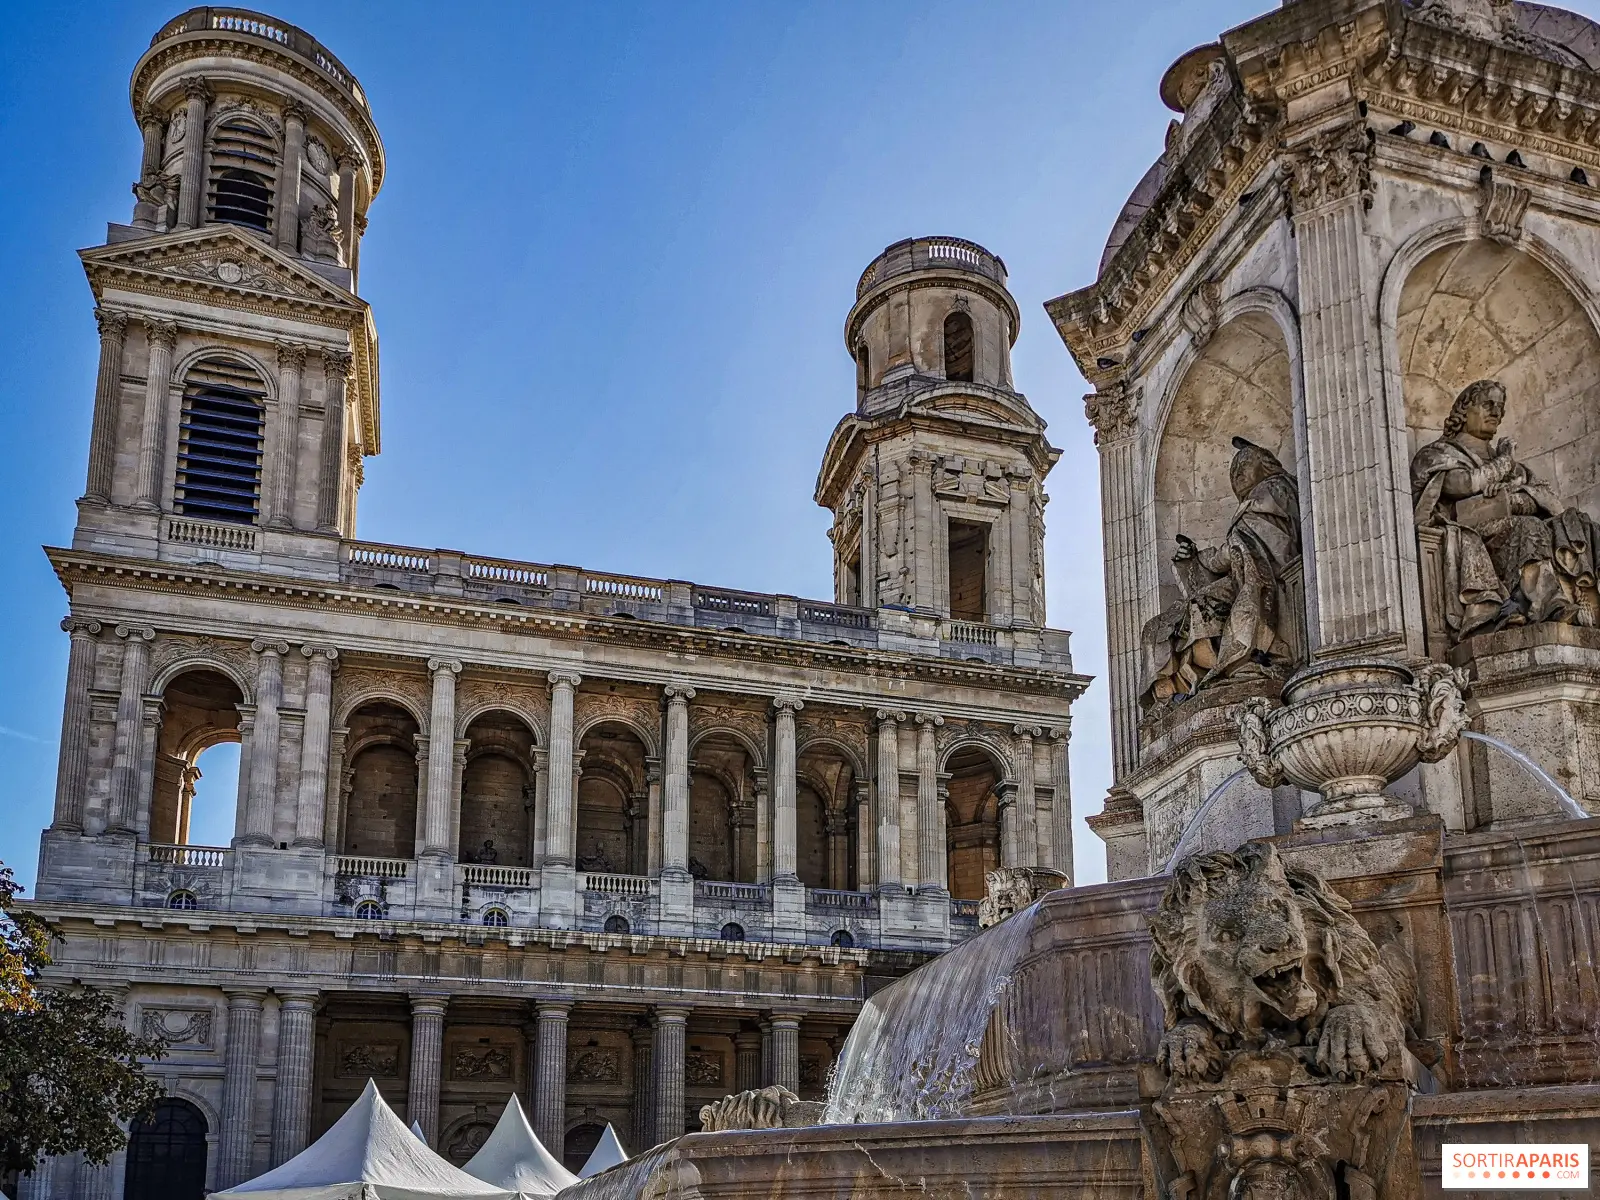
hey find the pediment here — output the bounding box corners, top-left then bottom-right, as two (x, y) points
(910, 388), (1043, 434)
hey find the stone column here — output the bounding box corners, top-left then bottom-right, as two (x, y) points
(407, 995), (447, 1145)
(631, 1024), (654, 1150)
(322, 727), (349, 849)
(420, 659), (461, 858)
(661, 686), (695, 876)
(734, 1028), (762, 1093)
(294, 645), (338, 846)
(137, 106), (165, 179)
(644, 758), (663, 876)
(1084, 385), (1142, 780)
(84, 308), (128, 503)
(914, 714), (945, 892)
(769, 1014), (801, 1094)
(336, 151), (359, 268)
(108, 625), (155, 834)
(752, 768), (771, 884)
(772, 696), (802, 882)
(1048, 725), (1074, 884)
(175, 78), (211, 230)
(136, 696), (164, 839)
(853, 781), (872, 888)
(267, 343), (306, 529)
(545, 671), (581, 866)
(1013, 726), (1040, 869)
(239, 640), (289, 846)
(133, 319), (178, 511)
(52, 618), (102, 830)
(874, 711), (904, 892)
(534, 1001), (570, 1154)
(15, 1157), (55, 1200)
(1288, 123), (1405, 653)
(270, 991), (318, 1165)
(909, 451), (937, 611)
(315, 351), (352, 533)
(233, 709), (256, 843)
(219, 990), (265, 1187)
(652, 1007), (688, 1146)
(277, 102), (306, 255)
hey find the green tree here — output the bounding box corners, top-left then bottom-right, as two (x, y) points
(0, 863), (166, 1179)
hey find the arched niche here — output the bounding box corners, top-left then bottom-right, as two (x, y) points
(150, 669), (244, 846)
(1395, 239), (1600, 515)
(577, 720), (650, 875)
(942, 742), (1003, 901)
(459, 710), (536, 866)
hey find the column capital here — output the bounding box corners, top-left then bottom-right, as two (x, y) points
(335, 147), (361, 173)
(1083, 384), (1137, 447)
(145, 318), (179, 352)
(536, 998), (574, 1018)
(323, 348), (354, 380)
(995, 781), (1019, 808)
(1012, 724), (1042, 740)
(275, 989), (321, 1010)
(94, 306), (130, 338)
(115, 624), (156, 643)
(282, 98), (311, 125)
(915, 712), (944, 728)
(766, 1012), (803, 1029)
(1046, 721), (1070, 740)
(663, 683), (696, 704)
(137, 104), (166, 130)
(875, 709), (906, 726)
(182, 76), (214, 103)
(409, 993), (450, 1016)
(547, 669), (582, 691)
(224, 988), (267, 1007)
(251, 638), (291, 657)
(772, 694), (804, 715)
(427, 657), (462, 677)
(653, 1005), (691, 1023)
(61, 616), (103, 639)
(301, 643), (340, 665)
(276, 341), (309, 370)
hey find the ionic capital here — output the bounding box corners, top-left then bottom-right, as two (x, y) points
(1047, 721), (1071, 741)
(1012, 724), (1043, 740)
(772, 694), (804, 715)
(61, 617), (103, 639)
(995, 781), (1019, 808)
(276, 341), (309, 371)
(94, 307), (130, 339)
(251, 639), (290, 658)
(875, 709), (906, 726)
(915, 712), (944, 729)
(301, 643), (340, 665)
(144, 319), (179, 352)
(427, 657), (463, 677)
(115, 624), (155, 643)
(663, 683), (696, 704)
(547, 669), (582, 692)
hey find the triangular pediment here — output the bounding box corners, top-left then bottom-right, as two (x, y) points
(81, 225), (363, 317)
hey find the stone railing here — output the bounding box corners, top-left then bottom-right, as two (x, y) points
(856, 236), (1007, 299)
(462, 864), (535, 888)
(950, 898), (981, 917)
(148, 843), (229, 868)
(946, 620), (1000, 647)
(165, 517), (258, 552)
(466, 556), (549, 588)
(809, 888), (872, 909)
(345, 542), (432, 573)
(153, 7), (368, 107)
(334, 855), (409, 879)
(582, 872), (652, 897)
(697, 880), (769, 903)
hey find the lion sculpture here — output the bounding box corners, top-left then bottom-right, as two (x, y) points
(1149, 840), (1417, 1082)
(697, 1085), (823, 1132)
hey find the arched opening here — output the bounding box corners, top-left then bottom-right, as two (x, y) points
(943, 310), (975, 382)
(604, 914), (630, 934)
(688, 732), (757, 883)
(577, 722), (649, 875)
(795, 745), (858, 890)
(208, 117), (277, 232)
(482, 907), (509, 927)
(459, 711), (536, 866)
(341, 702), (421, 859)
(720, 922), (745, 941)
(563, 1123), (606, 1173)
(151, 669), (244, 846)
(855, 341), (872, 396)
(124, 1097), (208, 1200)
(944, 745), (1002, 901)
(831, 929), (855, 947)
(175, 358), (267, 525)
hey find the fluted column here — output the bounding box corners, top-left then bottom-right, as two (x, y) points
(772, 696), (802, 882)
(853, 781), (872, 888)
(909, 451), (937, 611)
(735, 1028), (762, 1093)
(108, 625), (155, 834)
(420, 659), (461, 858)
(133, 319), (178, 511)
(874, 711), (904, 892)
(915, 713), (945, 893)
(267, 343), (306, 528)
(1013, 726), (1041, 868)
(175, 78), (211, 230)
(53, 618), (102, 829)
(534, 1001), (570, 1153)
(294, 645), (338, 846)
(271, 991), (319, 1165)
(84, 308), (129, 503)
(15, 1156), (55, 1200)
(1048, 725), (1074, 884)
(219, 990), (265, 1187)
(997, 783), (1021, 868)
(631, 1024), (654, 1150)
(769, 1014), (801, 1094)
(407, 995), (448, 1145)
(237, 640), (288, 846)
(545, 671), (581, 866)
(315, 351), (352, 533)
(759, 1021), (773, 1086)
(137, 106), (165, 179)
(1084, 386), (1142, 780)
(277, 102), (307, 254)
(652, 1006), (688, 1147)
(662, 686), (695, 876)
(336, 151), (358, 268)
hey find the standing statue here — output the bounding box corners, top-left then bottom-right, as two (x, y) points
(1143, 437), (1303, 706)
(1412, 379), (1600, 640)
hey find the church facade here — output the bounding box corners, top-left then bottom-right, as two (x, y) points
(21, 8), (1087, 1198)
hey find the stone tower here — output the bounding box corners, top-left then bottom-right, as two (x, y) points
(76, 8), (383, 569)
(816, 238), (1059, 646)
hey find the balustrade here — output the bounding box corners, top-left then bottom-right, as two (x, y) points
(148, 843), (229, 868)
(581, 872), (651, 898)
(809, 888), (871, 910)
(696, 880), (768, 903)
(334, 855), (409, 879)
(166, 517), (259, 551)
(462, 864), (535, 888)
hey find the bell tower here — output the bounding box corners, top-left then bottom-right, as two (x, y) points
(75, 8), (383, 573)
(816, 237), (1059, 629)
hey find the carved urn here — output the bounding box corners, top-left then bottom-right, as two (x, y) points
(1236, 657), (1469, 824)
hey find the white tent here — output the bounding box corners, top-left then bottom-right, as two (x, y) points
(461, 1096), (577, 1198)
(209, 1079), (515, 1200)
(577, 1125), (629, 1179)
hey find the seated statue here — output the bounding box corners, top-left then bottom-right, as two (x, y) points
(1142, 437), (1303, 707)
(1412, 379), (1600, 640)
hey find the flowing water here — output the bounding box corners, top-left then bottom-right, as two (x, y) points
(823, 901), (1042, 1124)
(1161, 767), (1250, 874)
(1459, 731), (1589, 819)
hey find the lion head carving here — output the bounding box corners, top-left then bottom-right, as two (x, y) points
(1149, 841), (1416, 1082)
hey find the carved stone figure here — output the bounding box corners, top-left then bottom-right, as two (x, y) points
(1143, 438), (1303, 706)
(697, 1085), (823, 1132)
(131, 173), (179, 231)
(303, 202), (343, 263)
(977, 865), (1067, 928)
(1149, 841), (1416, 1083)
(1412, 379), (1600, 639)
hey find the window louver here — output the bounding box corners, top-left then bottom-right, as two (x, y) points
(175, 359), (265, 524)
(208, 119), (277, 231)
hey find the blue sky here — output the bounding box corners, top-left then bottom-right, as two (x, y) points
(11, 0), (1591, 892)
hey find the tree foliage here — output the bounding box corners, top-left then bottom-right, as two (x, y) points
(0, 863), (166, 1178)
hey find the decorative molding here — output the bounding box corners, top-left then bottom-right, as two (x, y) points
(1286, 123), (1374, 213)
(450, 1044), (512, 1081)
(337, 1041), (400, 1078)
(1478, 175), (1531, 245)
(1179, 280), (1223, 350)
(568, 1048), (621, 1083)
(140, 1006), (213, 1046)
(1083, 385), (1137, 447)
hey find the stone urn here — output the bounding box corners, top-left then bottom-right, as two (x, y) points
(1235, 657), (1470, 825)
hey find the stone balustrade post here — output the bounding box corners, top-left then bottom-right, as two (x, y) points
(315, 351), (353, 533)
(108, 625), (155, 834)
(84, 308), (128, 503)
(534, 1001), (571, 1154)
(267, 343), (307, 529)
(772, 696), (802, 882)
(874, 711), (905, 892)
(1013, 725), (1041, 869)
(407, 995), (448, 1145)
(1048, 725), (1074, 884)
(133, 320), (178, 511)
(175, 78), (211, 230)
(270, 991), (319, 1165)
(545, 671), (581, 865)
(421, 659), (461, 858)
(239, 640), (289, 846)
(915, 713), (945, 893)
(662, 686), (695, 876)
(652, 1006), (689, 1147)
(769, 1014), (801, 1095)
(219, 990), (265, 1187)
(53, 618), (102, 830)
(277, 101), (307, 255)
(294, 645), (338, 846)
(631, 1024), (654, 1150)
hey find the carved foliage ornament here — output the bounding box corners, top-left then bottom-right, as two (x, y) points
(1084, 385), (1137, 446)
(1286, 125), (1374, 212)
(1478, 175), (1530, 245)
(140, 1007), (213, 1047)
